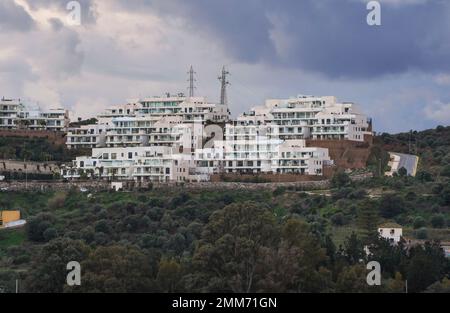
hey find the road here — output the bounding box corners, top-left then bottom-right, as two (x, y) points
(390, 152), (419, 176)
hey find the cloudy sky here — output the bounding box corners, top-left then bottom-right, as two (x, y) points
(1, 0), (449, 133)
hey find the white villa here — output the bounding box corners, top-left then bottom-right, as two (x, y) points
(378, 222), (403, 244)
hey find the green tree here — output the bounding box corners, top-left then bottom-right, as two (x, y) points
(193, 201), (279, 292)
(331, 171), (352, 189)
(430, 214), (445, 228)
(357, 200), (380, 241)
(25, 238), (91, 292)
(343, 232), (365, 265)
(155, 258), (183, 292)
(378, 194), (405, 218)
(406, 242), (448, 293)
(80, 245), (156, 292)
(258, 219), (331, 292)
(397, 166), (407, 177)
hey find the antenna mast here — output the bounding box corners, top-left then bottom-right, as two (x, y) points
(187, 65), (196, 98)
(218, 66), (229, 105)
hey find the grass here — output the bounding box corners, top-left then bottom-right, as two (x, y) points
(330, 225), (364, 247)
(0, 228), (26, 250)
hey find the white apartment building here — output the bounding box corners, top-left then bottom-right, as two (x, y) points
(136, 95), (229, 123)
(66, 124), (107, 149)
(221, 132), (331, 175)
(240, 95), (371, 142)
(68, 95), (229, 150)
(62, 94), (370, 182)
(61, 146), (201, 183)
(96, 102), (140, 126)
(0, 98), (21, 128)
(0, 98), (69, 131)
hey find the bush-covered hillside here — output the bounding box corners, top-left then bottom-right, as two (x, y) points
(0, 137), (86, 162)
(378, 125), (450, 175)
(0, 171), (449, 293)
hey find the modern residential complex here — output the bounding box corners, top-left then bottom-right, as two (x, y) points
(61, 94), (371, 182)
(0, 97), (69, 131)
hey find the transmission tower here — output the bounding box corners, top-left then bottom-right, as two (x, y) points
(187, 65), (196, 98)
(218, 66), (230, 105)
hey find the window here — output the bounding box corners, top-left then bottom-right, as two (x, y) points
(111, 153), (117, 160)
(128, 152), (133, 159)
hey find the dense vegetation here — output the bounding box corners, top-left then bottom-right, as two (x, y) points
(0, 136), (86, 162)
(0, 125), (449, 293)
(0, 169), (449, 293)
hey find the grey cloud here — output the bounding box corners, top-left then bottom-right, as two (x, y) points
(124, 0), (450, 79)
(0, 0), (35, 32)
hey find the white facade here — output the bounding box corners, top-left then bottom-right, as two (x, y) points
(240, 95), (371, 142)
(61, 146), (203, 183)
(62, 94), (370, 182)
(0, 98), (69, 131)
(68, 95), (229, 150)
(66, 124), (107, 149)
(378, 224), (403, 244)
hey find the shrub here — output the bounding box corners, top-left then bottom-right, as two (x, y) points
(378, 194), (405, 218)
(331, 171), (351, 189)
(43, 227), (58, 241)
(415, 227), (428, 240)
(430, 214), (445, 228)
(441, 165), (450, 177)
(47, 192), (67, 210)
(26, 213), (56, 242)
(330, 213), (345, 226)
(413, 216), (426, 229)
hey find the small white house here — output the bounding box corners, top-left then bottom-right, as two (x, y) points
(378, 222), (403, 244)
(111, 181), (123, 191)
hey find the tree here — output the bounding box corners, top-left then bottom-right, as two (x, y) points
(258, 219), (331, 292)
(397, 166), (407, 177)
(441, 165), (450, 177)
(343, 232), (365, 265)
(25, 238), (91, 292)
(430, 214), (445, 228)
(80, 245), (156, 292)
(26, 213), (57, 242)
(386, 272), (405, 293)
(425, 277), (450, 293)
(155, 258), (183, 292)
(193, 201), (279, 292)
(413, 216), (426, 229)
(357, 200), (380, 241)
(416, 170), (433, 182)
(331, 171), (351, 189)
(406, 242), (449, 293)
(335, 264), (371, 293)
(378, 194), (405, 218)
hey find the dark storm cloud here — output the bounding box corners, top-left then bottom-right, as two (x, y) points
(0, 0), (35, 32)
(122, 0), (450, 79)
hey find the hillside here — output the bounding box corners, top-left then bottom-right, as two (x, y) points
(377, 125), (450, 175)
(0, 125), (449, 293)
